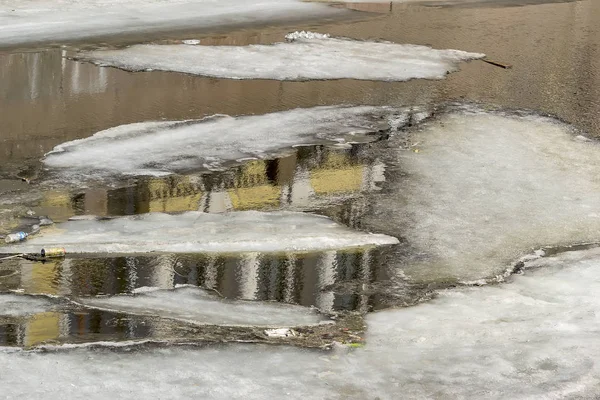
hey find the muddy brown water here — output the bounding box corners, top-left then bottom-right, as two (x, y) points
(1, 0), (599, 347)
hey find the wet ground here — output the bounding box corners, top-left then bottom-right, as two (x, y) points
(2, 0), (600, 397)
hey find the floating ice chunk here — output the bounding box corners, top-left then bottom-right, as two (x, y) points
(366, 107), (600, 283)
(43, 106), (407, 179)
(0, 294), (55, 317)
(0, 0), (344, 47)
(77, 286), (325, 327)
(2, 211), (399, 255)
(77, 33), (484, 81)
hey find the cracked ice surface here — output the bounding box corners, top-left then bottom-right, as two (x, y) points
(3, 249), (600, 398)
(1, 211), (399, 254)
(43, 106), (410, 179)
(366, 107), (600, 283)
(0, 0), (344, 47)
(0, 294), (55, 317)
(78, 286), (326, 327)
(78, 32), (484, 81)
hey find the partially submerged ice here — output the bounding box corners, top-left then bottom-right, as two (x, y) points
(3, 248), (600, 398)
(364, 106), (600, 283)
(78, 32), (484, 81)
(1, 211), (398, 254)
(44, 106), (414, 179)
(0, 0), (343, 48)
(77, 286), (326, 327)
(0, 293), (56, 317)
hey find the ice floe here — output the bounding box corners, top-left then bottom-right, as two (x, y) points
(365, 106), (600, 283)
(77, 32), (484, 81)
(43, 106), (410, 179)
(1, 211), (399, 254)
(77, 286), (326, 327)
(0, 0), (343, 47)
(0, 294), (55, 317)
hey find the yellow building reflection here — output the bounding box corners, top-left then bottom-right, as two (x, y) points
(35, 144), (385, 218)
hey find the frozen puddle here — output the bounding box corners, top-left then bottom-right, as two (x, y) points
(77, 286), (326, 327)
(0, 294), (56, 317)
(44, 105), (412, 179)
(0, 1), (344, 48)
(366, 106), (600, 283)
(78, 31), (484, 81)
(1, 211), (398, 254)
(3, 248), (600, 398)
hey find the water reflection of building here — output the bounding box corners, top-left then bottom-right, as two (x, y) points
(0, 259), (154, 347)
(13, 246), (383, 314)
(37, 144), (386, 221)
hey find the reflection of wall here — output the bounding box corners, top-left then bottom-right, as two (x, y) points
(39, 145), (386, 219)
(17, 248), (381, 311)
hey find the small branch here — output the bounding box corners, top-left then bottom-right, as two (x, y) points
(481, 58), (512, 69)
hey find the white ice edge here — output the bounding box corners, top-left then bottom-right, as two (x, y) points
(78, 31), (485, 81)
(1, 211), (399, 255)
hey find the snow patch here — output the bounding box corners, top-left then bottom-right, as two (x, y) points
(1, 211), (399, 255)
(78, 33), (484, 81)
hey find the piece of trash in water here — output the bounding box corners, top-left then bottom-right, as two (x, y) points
(40, 248), (66, 258)
(264, 328), (297, 338)
(5, 232), (28, 244)
(38, 216), (54, 226)
(182, 39), (200, 45)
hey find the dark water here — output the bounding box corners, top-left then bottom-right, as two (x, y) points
(1, 0), (599, 347)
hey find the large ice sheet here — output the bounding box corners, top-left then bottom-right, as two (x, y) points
(0, 294), (55, 317)
(0, 1), (343, 48)
(78, 32), (484, 81)
(3, 249), (600, 399)
(1, 211), (399, 254)
(44, 106), (408, 178)
(78, 286), (326, 327)
(361, 247), (600, 399)
(366, 107), (600, 283)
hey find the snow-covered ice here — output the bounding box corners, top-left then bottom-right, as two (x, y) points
(360, 247), (600, 399)
(1, 211), (399, 254)
(366, 107), (600, 283)
(78, 32), (484, 81)
(0, 0), (344, 48)
(3, 248), (600, 398)
(43, 106), (412, 179)
(0, 294), (55, 317)
(77, 286), (326, 327)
